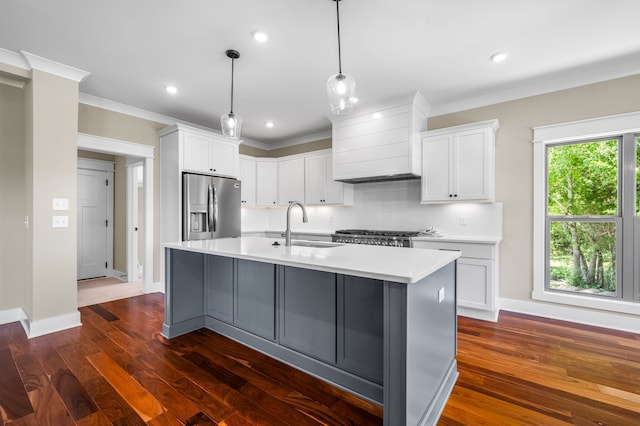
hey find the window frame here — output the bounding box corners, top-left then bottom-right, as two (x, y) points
(533, 112), (640, 315)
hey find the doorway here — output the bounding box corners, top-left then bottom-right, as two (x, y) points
(77, 133), (154, 295)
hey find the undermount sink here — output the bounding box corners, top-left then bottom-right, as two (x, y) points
(291, 240), (344, 248)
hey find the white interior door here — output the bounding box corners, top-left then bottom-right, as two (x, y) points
(77, 168), (108, 279)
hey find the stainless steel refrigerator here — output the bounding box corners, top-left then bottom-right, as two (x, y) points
(182, 173), (241, 241)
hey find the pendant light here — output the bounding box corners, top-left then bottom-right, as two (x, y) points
(327, 0), (356, 115)
(220, 49), (242, 139)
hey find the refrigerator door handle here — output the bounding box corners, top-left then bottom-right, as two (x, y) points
(207, 184), (215, 232)
(207, 183), (218, 233)
(212, 183), (218, 232)
(183, 174), (191, 241)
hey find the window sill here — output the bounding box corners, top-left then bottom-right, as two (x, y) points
(532, 289), (640, 316)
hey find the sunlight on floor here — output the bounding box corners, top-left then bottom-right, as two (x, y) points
(77, 276), (144, 307)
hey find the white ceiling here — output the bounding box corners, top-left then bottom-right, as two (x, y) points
(2, 0), (640, 147)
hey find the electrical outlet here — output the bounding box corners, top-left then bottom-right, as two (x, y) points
(459, 216), (466, 226)
(438, 287), (445, 303)
(52, 215), (69, 228)
(52, 198), (69, 211)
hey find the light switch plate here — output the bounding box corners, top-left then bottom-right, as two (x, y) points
(438, 287), (445, 303)
(53, 198), (69, 211)
(52, 215), (69, 228)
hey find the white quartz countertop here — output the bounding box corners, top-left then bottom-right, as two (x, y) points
(165, 237), (460, 284)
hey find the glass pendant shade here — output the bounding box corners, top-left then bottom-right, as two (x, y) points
(220, 112), (242, 139)
(327, 72), (356, 115)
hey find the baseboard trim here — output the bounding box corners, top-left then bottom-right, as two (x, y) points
(144, 281), (164, 294)
(0, 307), (25, 325)
(458, 306), (499, 322)
(499, 297), (640, 334)
(20, 310), (82, 338)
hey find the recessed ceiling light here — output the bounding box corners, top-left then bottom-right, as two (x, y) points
(265, 121), (274, 128)
(165, 85), (178, 94)
(252, 30), (268, 43)
(490, 52), (509, 63)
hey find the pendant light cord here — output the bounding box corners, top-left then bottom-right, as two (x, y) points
(336, 0), (343, 74)
(230, 57), (235, 114)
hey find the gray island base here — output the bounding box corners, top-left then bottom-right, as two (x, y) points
(162, 237), (460, 425)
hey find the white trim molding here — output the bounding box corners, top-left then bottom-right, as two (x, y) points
(21, 51), (90, 82)
(500, 298), (640, 334)
(20, 310), (82, 339)
(0, 308), (24, 325)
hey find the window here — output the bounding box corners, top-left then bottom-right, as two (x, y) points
(533, 113), (640, 315)
(546, 139), (620, 298)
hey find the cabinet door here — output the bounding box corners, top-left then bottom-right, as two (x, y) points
(205, 255), (234, 324)
(454, 128), (492, 201)
(183, 132), (213, 174)
(322, 154), (344, 204)
(457, 257), (493, 311)
(239, 157), (256, 206)
(278, 158), (305, 205)
(235, 259), (276, 340)
(304, 155), (325, 204)
(211, 139), (238, 177)
(337, 275), (383, 384)
(255, 161), (278, 206)
(279, 266), (336, 363)
(421, 135), (453, 202)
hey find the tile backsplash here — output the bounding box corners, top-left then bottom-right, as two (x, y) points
(242, 179), (502, 237)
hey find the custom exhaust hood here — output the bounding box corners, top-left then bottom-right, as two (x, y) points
(329, 92), (431, 183)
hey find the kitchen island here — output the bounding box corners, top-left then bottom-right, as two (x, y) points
(163, 237), (460, 425)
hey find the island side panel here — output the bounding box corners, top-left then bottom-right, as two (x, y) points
(162, 248), (206, 338)
(384, 260), (458, 426)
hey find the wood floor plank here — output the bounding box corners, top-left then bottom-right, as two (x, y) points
(0, 347), (34, 422)
(55, 339), (146, 425)
(37, 346), (99, 421)
(184, 332), (364, 425)
(86, 351), (166, 422)
(136, 350), (235, 422)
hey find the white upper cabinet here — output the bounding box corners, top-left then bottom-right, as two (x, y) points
(255, 159), (278, 207)
(181, 127), (240, 178)
(330, 92), (430, 183)
(239, 156), (256, 206)
(421, 119), (499, 203)
(278, 157), (305, 205)
(305, 151), (353, 205)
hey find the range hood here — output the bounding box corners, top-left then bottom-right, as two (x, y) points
(336, 173), (421, 184)
(330, 92), (431, 184)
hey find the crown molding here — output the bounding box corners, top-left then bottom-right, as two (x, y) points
(78, 92), (270, 150)
(264, 130), (332, 150)
(430, 57), (640, 117)
(21, 51), (90, 82)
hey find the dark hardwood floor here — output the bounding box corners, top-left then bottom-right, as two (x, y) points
(1, 293), (639, 425)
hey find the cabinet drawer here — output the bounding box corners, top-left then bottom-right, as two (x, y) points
(413, 241), (494, 259)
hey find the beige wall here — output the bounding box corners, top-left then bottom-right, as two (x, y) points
(25, 70), (80, 321)
(78, 104), (166, 282)
(429, 74), (640, 303)
(0, 83), (25, 311)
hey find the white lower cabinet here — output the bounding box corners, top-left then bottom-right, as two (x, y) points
(413, 240), (499, 321)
